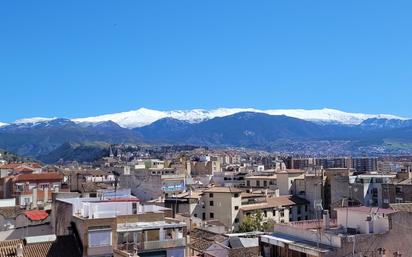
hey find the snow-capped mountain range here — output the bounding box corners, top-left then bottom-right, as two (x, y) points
(1, 107), (408, 129)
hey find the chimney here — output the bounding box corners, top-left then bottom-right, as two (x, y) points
(16, 243), (23, 257)
(322, 210), (330, 229)
(32, 188), (38, 208)
(44, 187), (49, 203)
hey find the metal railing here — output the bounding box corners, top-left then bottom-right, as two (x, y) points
(143, 238), (186, 250)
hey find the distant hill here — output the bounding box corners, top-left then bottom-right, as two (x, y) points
(0, 118), (141, 158)
(38, 142), (109, 163)
(0, 149), (38, 163)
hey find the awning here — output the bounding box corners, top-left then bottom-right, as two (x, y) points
(25, 210), (49, 221)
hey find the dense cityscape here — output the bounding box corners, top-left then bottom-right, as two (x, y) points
(0, 143), (410, 256)
(2, 1), (411, 256)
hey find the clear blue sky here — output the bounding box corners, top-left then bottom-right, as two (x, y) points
(1, 1), (412, 122)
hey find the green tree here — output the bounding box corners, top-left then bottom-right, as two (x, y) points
(238, 210), (264, 232)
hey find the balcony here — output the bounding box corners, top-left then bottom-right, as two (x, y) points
(118, 238), (186, 253)
(143, 238), (186, 250)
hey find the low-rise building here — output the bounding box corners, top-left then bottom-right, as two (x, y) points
(53, 194), (186, 257)
(245, 175), (277, 190)
(259, 205), (410, 257)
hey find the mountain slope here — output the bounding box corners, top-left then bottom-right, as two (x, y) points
(360, 118), (412, 130)
(136, 112), (329, 147)
(2, 112), (412, 163)
(134, 118), (191, 143)
(18, 107), (407, 128)
(0, 119), (141, 158)
(38, 142), (109, 163)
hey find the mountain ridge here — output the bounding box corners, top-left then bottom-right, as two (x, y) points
(1, 111), (412, 162)
(3, 107), (408, 129)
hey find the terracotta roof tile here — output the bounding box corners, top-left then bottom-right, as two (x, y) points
(0, 206), (24, 219)
(203, 187), (242, 193)
(14, 172), (63, 182)
(240, 195), (308, 212)
(0, 235), (81, 257)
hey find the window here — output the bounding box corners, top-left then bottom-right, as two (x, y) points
(209, 201), (214, 206)
(234, 193), (239, 198)
(264, 181), (267, 187)
(88, 229), (112, 247)
(194, 214), (198, 218)
(210, 213), (214, 219)
(234, 206), (239, 210)
(15, 183), (24, 192)
(297, 206), (301, 214)
(280, 210), (284, 217)
(132, 202), (137, 214)
(209, 193), (214, 198)
(264, 210), (267, 217)
(202, 213), (206, 220)
(23, 197), (30, 206)
(256, 181), (260, 187)
(246, 181), (250, 187)
(234, 218), (239, 223)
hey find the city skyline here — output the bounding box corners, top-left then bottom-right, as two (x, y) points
(2, 1), (412, 121)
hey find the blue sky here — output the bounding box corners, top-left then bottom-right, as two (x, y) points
(1, 1), (412, 122)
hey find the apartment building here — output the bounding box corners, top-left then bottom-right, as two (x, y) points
(53, 195), (186, 257)
(239, 195), (309, 224)
(245, 175), (277, 189)
(350, 174), (396, 207)
(276, 170), (305, 195)
(381, 181), (412, 208)
(260, 205), (410, 257)
(2, 172), (65, 207)
(190, 161), (221, 176)
(351, 157), (378, 172)
(200, 187), (242, 232)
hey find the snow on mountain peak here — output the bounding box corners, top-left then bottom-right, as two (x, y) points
(14, 117), (57, 124)
(70, 107), (407, 128)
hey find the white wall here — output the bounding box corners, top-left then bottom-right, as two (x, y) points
(0, 198), (15, 207)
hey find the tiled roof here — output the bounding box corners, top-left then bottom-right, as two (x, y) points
(0, 163), (42, 170)
(240, 195), (308, 212)
(276, 169), (305, 174)
(0, 235), (81, 257)
(189, 228), (228, 252)
(0, 240), (20, 257)
(13, 172), (63, 182)
(203, 187), (242, 193)
(0, 206), (24, 219)
(14, 167), (35, 173)
(0, 164), (22, 169)
(390, 203), (412, 212)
